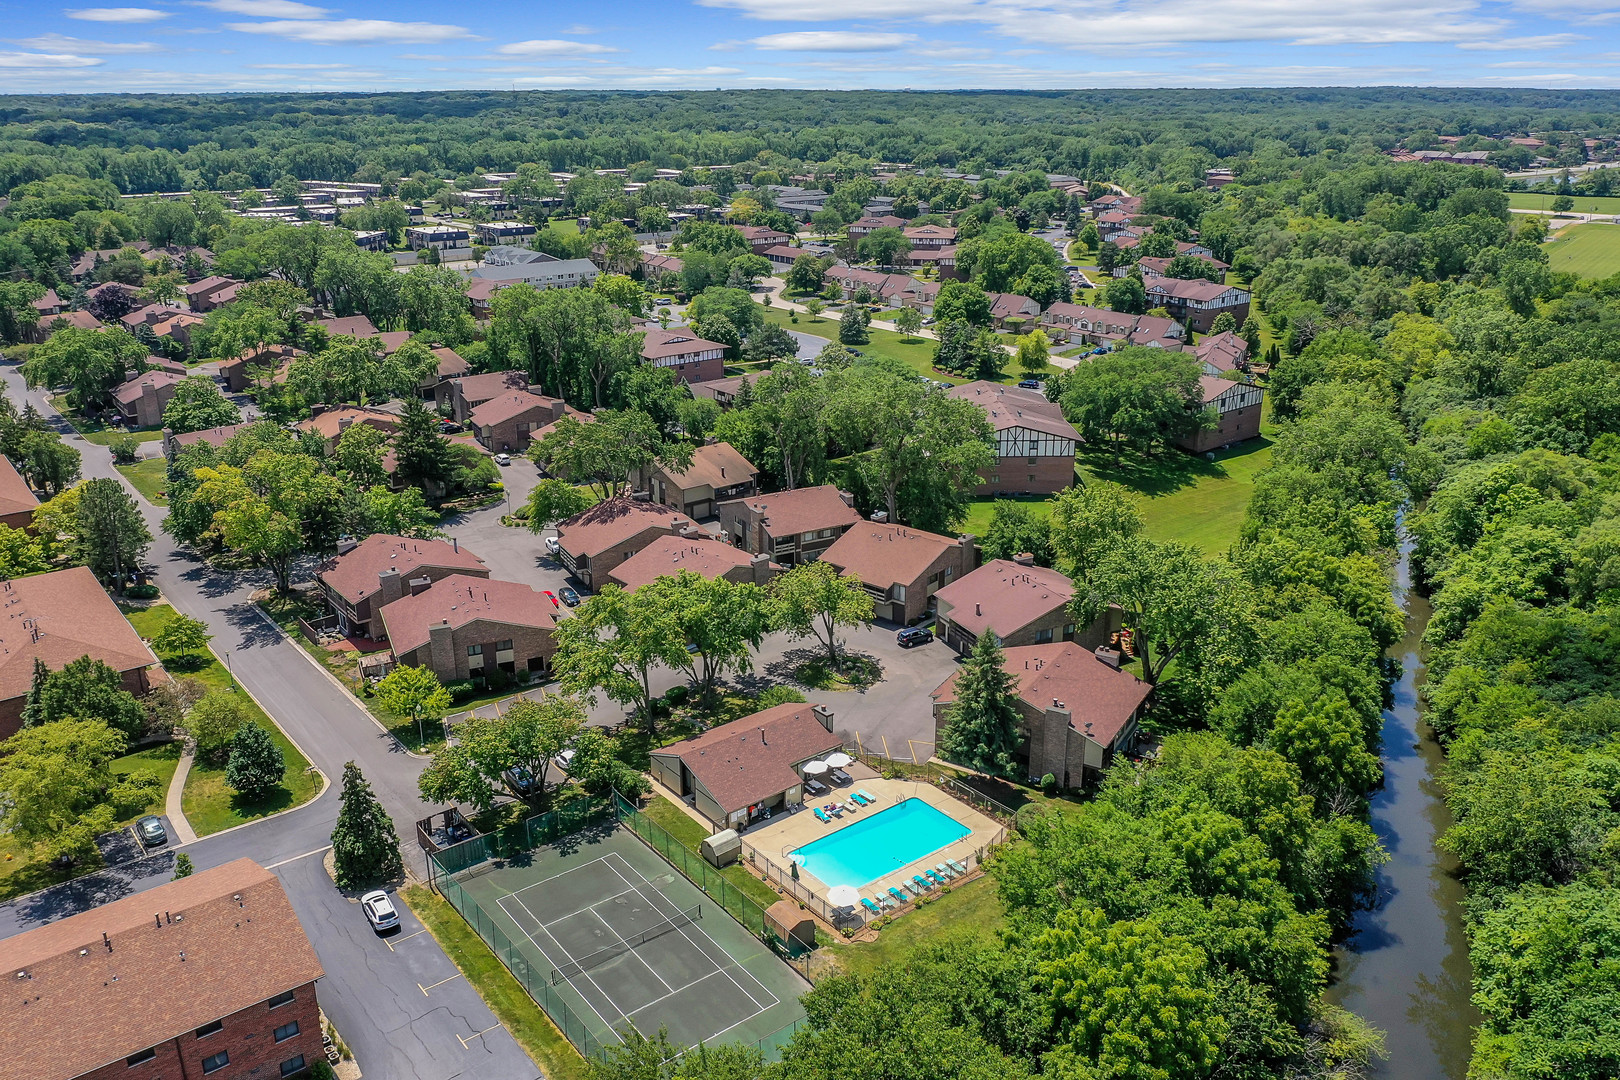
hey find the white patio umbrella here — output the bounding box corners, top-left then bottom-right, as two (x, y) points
(824, 752), (853, 768)
(826, 884), (861, 908)
(801, 760), (829, 775)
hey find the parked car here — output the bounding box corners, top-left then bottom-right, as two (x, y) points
(504, 767), (539, 797)
(1018, 379), (1042, 389)
(544, 536), (561, 556)
(543, 590), (560, 608)
(439, 420), (463, 434)
(559, 586), (581, 606)
(136, 815), (167, 848)
(896, 626), (933, 648)
(361, 891), (400, 932)
(495, 453), (511, 466)
(556, 748), (577, 772)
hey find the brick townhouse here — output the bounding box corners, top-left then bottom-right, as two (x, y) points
(378, 574), (560, 681)
(555, 497), (696, 589)
(467, 390), (574, 454)
(947, 382), (1081, 496)
(640, 327), (727, 384)
(820, 522), (977, 625)
(638, 440), (759, 520)
(435, 370), (534, 423)
(932, 641), (1151, 787)
(607, 534), (776, 592)
(0, 452), (40, 530)
(716, 484), (861, 566)
(1142, 278), (1251, 334)
(1, 858), (325, 1080)
(1179, 376), (1264, 453)
(111, 370), (185, 428)
(934, 555), (1120, 655)
(0, 566), (157, 738)
(316, 533), (489, 639)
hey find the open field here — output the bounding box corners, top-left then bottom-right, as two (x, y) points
(126, 603), (320, 835)
(1510, 192), (1620, 215)
(1081, 437), (1274, 554)
(1543, 222), (1620, 279)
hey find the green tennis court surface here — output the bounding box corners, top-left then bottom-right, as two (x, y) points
(452, 823), (808, 1053)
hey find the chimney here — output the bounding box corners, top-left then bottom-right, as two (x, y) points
(838, 489), (856, 508)
(375, 567), (403, 608)
(549, 398), (566, 423)
(427, 620), (456, 675)
(1013, 552), (1036, 567)
(338, 416), (354, 431)
(1094, 646), (1121, 670)
(811, 703), (834, 732)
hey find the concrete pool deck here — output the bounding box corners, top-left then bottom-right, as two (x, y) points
(739, 773), (1002, 911)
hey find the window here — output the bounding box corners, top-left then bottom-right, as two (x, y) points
(1063, 623), (1076, 638)
(497, 639), (513, 652)
(892, 584), (907, 602)
(802, 531), (815, 542)
(195, 1020), (223, 1039)
(990, 474), (1000, 484)
(1028, 456), (1038, 465)
(275, 1020), (300, 1043)
(127, 1048), (156, 1067)
(280, 1057), (306, 1078)
(202, 1051), (229, 1074)
(466, 644), (483, 657)
(267, 990), (296, 1009)
(1028, 475), (1037, 484)
(820, 528), (836, 538)
(1035, 628), (1054, 643)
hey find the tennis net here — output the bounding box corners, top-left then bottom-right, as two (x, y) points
(550, 903), (702, 984)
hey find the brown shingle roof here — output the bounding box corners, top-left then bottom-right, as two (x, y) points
(1194, 331), (1248, 371)
(932, 641), (1150, 749)
(0, 566), (155, 704)
(451, 370), (530, 402)
(296, 406), (400, 443)
(946, 382), (1080, 442)
(722, 485), (858, 539)
(468, 390), (565, 430)
(934, 558), (1073, 639)
(0, 455), (39, 519)
(111, 370), (184, 408)
(2, 858), (324, 1080)
(378, 574), (558, 655)
(557, 497), (693, 560)
(657, 441), (758, 493)
(319, 314), (380, 337)
(640, 327), (726, 361)
(607, 535), (760, 592)
(1146, 278), (1245, 302)
(821, 522), (962, 591)
(652, 703), (841, 815)
(182, 275), (237, 298)
(318, 533), (487, 605)
(44, 311), (102, 333)
(169, 423), (251, 451)
(433, 346), (471, 379)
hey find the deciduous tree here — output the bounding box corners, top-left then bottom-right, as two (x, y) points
(0, 719), (158, 866)
(418, 695), (586, 810)
(770, 560), (874, 665)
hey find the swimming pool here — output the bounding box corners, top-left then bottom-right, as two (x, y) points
(789, 798), (971, 887)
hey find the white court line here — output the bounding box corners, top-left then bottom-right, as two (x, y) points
(528, 883), (641, 929)
(602, 852), (781, 1014)
(498, 890), (624, 1030)
(582, 904), (675, 994)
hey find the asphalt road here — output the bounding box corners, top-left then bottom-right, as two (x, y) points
(0, 360), (541, 1080)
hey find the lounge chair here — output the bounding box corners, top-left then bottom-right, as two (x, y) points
(923, 870), (944, 887)
(887, 887), (908, 906)
(844, 801), (859, 813)
(849, 791), (868, 806)
(861, 897), (882, 916)
(857, 788), (878, 803)
(813, 807), (830, 823)
(935, 863), (954, 880)
(947, 858), (968, 875)
(913, 874), (933, 893)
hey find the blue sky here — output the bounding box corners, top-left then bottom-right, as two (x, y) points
(0, 0), (1616, 92)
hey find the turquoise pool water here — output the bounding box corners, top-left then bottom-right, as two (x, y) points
(789, 798), (971, 887)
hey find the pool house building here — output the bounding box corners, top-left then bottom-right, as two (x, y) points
(651, 703), (842, 831)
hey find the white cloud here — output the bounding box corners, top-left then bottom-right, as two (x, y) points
(194, 0), (331, 17)
(224, 18), (477, 43)
(65, 7), (170, 22)
(0, 50), (105, 66)
(14, 32), (159, 52)
(496, 39), (617, 56)
(1457, 33), (1583, 49)
(749, 31), (917, 50)
(562, 24), (598, 34)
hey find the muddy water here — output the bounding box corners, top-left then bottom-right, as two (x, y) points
(1323, 543), (1482, 1079)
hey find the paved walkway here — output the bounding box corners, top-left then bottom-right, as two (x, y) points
(164, 743), (199, 844)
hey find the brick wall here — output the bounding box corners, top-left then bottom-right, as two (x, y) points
(87, 981), (322, 1080)
(1178, 400), (1262, 453)
(398, 616), (557, 683)
(565, 523), (681, 589)
(973, 454), (1076, 497)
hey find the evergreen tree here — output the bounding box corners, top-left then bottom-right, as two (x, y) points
(20, 658), (49, 728)
(172, 852), (194, 879)
(390, 397), (457, 495)
(838, 304), (870, 346)
(1239, 314), (1262, 355)
(225, 722), (285, 802)
(331, 761), (402, 888)
(77, 478), (152, 590)
(938, 634), (1022, 778)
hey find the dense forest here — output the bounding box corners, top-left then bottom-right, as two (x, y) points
(3, 87), (1620, 1079)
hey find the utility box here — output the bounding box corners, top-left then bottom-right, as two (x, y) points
(701, 828), (741, 868)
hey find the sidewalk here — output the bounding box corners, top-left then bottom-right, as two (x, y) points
(164, 743), (200, 844)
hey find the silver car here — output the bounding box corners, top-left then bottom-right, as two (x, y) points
(361, 890), (400, 932)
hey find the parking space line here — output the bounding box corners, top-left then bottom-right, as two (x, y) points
(458, 1023), (503, 1049)
(419, 973), (464, 995)
(385, 928), (430, 952)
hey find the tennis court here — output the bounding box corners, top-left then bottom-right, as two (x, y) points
(452, 823), (808, 1054)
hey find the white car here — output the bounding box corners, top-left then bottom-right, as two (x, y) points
(544, 536), (561, 556)
(495, 453), (511, 466)
(361, 890), (399, 932)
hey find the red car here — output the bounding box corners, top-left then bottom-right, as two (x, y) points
(543, 590), (560, 608)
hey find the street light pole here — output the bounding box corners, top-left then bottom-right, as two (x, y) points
(225, 650), (235, 690)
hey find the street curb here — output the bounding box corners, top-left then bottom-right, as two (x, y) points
(175, 779), (335, 851)
(243, 602), (430, 761)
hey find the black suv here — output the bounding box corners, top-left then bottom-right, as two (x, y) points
(896, 626), (933, 648)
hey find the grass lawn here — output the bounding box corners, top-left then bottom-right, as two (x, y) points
(84, 428), (164, 447)
(126, 604), (321, 835)
(960, 495), (1055, 540)
(0, 742), (181, 903)
(117, 458), (170, 505)
(1509, 192), (1620, 215)
(1080, 437), (1274, 554)
(544, 217), (581, 236)
(1542, 222), (1620, 279)
(829, 874), (1004, 979)
(400, 884), (589, 1080)
(641, 793), (781, 909)
(759, 303), (1058, 385)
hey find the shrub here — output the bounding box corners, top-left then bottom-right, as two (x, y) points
(1041, 772), (1057, 796)
(753, 685), (807, 710)
(225, 722), (285, 801)
(444, 680), (477, 703)
(108, 433), (140, 464)
(665, 684), (690, 705)
(125, 583), (160, 600)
